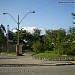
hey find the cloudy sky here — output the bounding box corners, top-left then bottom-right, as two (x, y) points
(0, 0), (74, 33)
(22, 26), (36, 33)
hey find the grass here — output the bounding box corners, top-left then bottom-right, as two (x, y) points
(0, 52), (16, 55)
(34, 53), (75, 60)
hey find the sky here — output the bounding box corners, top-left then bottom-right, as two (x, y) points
(0, 0), (74, 33)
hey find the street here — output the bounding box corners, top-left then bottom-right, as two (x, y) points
(0, 65), (75, 75)
(0, 53), (75, 75)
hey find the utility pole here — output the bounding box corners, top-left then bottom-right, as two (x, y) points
(16, 15), (20, 56)
(3, 11), (35, 56)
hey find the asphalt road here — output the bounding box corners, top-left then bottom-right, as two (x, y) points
(0, 65), (75, 75)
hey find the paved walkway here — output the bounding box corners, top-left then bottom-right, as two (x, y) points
(0, 53), (74, 66)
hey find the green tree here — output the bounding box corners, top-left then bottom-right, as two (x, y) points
(72, 13), (75, 24)
(20, 30), (34, 51)
(32, 28), (41, 41)
(13, 29), (34, 51)
(43, 29), (66, 54)
(0, 24), (6, 52)
(65, 27), (75, 55)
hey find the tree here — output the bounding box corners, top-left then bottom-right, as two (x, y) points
(20, 30), (34, 51)
(32, 28), (41, 41)
(72, 13), (75, 24)
(13, 29), (34, 51)
(0, 24), (6, 33)
(64, 27), (75, 55)
(43, 29), (66, 54)
(68, 27), (75, 35)
(0, 24), (6, 52)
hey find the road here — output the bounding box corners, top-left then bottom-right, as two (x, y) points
(0, 65), (75, 75)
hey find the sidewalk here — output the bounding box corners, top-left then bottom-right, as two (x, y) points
(0, 53), (74, 66)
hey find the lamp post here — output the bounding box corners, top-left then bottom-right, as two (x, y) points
(3, 11), (35, 56)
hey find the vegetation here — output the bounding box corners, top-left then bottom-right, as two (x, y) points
(34, 53), (75, 60)
(0, 24), (6, 52)
(0, 25), (75, 56)
(32, 41), (43, 53)
(0, 13), (75, 58)
(0, 52), (16, 55)
(12, 27), (75, 56)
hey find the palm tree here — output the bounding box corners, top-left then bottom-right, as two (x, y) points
(0, 24), (6, 52)
(0, 24), (6, 33)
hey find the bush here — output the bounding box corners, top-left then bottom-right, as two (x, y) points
(32, 41), (43, 53)
(45, 50), (51, 53)
(45, 50), (55, 54)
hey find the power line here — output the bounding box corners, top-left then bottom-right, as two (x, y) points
(0, 0), (50, 14)
(7, 0), (44, 13)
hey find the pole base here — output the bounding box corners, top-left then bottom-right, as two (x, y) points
(16, 44), (19, 56)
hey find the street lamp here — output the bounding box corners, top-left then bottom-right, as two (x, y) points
(3, 11), (35, 56)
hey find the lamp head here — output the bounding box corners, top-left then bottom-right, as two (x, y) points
(3, 13), (7, 15)
(32, 11), (35, 13)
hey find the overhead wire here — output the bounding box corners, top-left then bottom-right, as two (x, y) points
(7, 0), (50, 14)
(7, 0), (44, 13)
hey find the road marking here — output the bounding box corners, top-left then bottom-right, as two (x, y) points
(0, 69), (37, 73)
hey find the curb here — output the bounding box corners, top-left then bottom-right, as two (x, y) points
(0, 62), (74, 67)
(41, 62), (74, 66)
(34, 57), (75, 61)
(70, 61), (75, 65)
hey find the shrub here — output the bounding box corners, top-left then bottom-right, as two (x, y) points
(32, 41), (43, 53)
